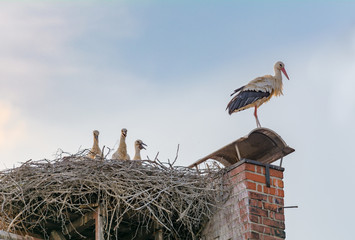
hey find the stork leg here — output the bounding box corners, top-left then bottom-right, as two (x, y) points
(254, 106), (261, 128)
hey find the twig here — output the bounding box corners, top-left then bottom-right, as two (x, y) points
(0, 151), (229, 239)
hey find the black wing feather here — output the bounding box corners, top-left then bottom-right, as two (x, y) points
(230, 86), (244, 97)
(226, 90), (270, 115)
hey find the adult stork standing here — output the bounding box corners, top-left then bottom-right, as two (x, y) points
(88, 130), (102, 159)
(112, 128), (130, 160)
(226, 61), (289, 127)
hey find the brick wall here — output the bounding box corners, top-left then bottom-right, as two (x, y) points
(201, 159), (285, 240)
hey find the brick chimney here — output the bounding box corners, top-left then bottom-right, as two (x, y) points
(202, 159), (285, 240)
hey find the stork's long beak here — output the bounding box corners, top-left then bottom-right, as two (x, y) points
(281, 68), (289, 80)
(140, 142), (147, 150)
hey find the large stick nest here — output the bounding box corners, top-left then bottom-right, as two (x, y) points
(0, 152), (229, 239)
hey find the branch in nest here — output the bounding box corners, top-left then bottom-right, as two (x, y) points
(0, 151), (230, 239)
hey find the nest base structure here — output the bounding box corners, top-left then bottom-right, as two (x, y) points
(0, 154), (228, 240)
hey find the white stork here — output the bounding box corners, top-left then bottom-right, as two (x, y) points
(88, 130), (102, 159)
(112, 128), (130, 160)
(226, 61), (289, 127)
(133, 139), (147, 161)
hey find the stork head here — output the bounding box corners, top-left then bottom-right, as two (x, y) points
(275, 61), (289, 80)
(135, 139), (147, 150)
(121, 128), (128, 137)
(93, 130), (99, 141)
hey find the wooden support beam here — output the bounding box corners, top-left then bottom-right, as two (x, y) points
(0, 230), (43, 240)
(50, 230), (66, 240)
(154, 221), (163, 240)
(65, 211), (95, 236)
(94, 206), (104, 240)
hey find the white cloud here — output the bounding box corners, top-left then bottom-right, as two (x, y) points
(0, 101), (27, 151)
(0, 2), (139, 105)
(0, 2), (143, 168)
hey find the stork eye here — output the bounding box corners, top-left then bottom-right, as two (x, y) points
(279, 64), (282, 67)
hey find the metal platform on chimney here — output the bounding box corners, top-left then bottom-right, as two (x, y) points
(188, 128), (294, 169)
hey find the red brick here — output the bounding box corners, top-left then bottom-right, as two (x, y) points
(255, 226), (272, 236)
(272, 178), (276, 187)
(276, 179), (284, 188)
(245, 163), (256, 172)
(264, 187), (285, 197)
(264, 227), (273, 235)
(245, 172), (266, 184)
(250, 223), (265, 233)
(244, 231), (260, 239)
(249, 192), (267, 201)
(229, 163), (256, 177)
(250, 207), (268, 217)
(256, 166), (264, 174)
(263, 234), (284, 240)
(275, 212), (285, 221)
(249, 199), (263, 208)
(269, 169), (283, 179)
(275, 189), (284, 198)
(274, 197), (284, 205)
(271, 178), (284, 188)
(228, 165), (244, 177)
(246, 181), (257, 190)
(277, 207), (284, 214)
(257, 184), (263, 192)
(263, 186), (276, 195)
(263, 202), (279, 212)
(262, 218), (285, 229)
(250, 214), (259, 223)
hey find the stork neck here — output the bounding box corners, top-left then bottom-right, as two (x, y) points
(119, 135), (127, 149)
(274, 68), (282, 81)
(133, 147), (141, 160)
(93, 136), (99, 147)
(272, 67), (284, 96)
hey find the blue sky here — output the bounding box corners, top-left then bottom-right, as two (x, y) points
(1, 1), (355, 239)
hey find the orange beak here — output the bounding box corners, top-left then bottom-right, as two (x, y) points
(281, 68), (289, 80)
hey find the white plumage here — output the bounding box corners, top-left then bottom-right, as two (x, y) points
(226, 61), (289, 127)
(133, 139), (147, 161)
(112, 128), (130, 160)
(87, 130), (102, 159)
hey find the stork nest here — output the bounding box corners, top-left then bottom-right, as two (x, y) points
(0, 151), (229, 240)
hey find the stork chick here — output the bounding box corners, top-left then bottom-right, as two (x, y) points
(133, 139), (147, 161)
(88, 130), (102, 159)
(226, 61), (289, 127)
(112, 128), (130, 160)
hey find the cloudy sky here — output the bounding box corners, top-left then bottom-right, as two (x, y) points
(1, 1), (355, 239)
